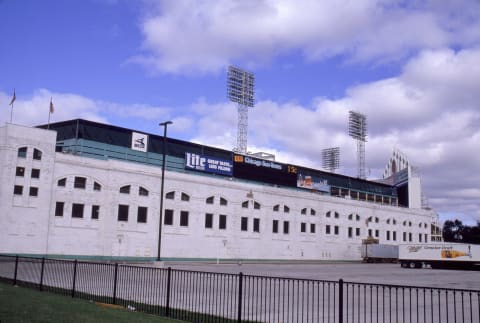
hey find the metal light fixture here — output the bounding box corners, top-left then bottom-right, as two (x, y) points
(348, 111), (367, 179)
(157, 120), (173, 261)
(227, 65), (255, 154)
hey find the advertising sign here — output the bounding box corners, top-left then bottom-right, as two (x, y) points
(297, 173), (330, 192)
(185, 152), (233, 176)
(234, 154), (283, 170)
(131, 132), (148, 152)
(233, 154), (297, 187)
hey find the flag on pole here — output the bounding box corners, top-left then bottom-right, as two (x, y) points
(49, 97), (54, 114)
(9, 89), (16, 106)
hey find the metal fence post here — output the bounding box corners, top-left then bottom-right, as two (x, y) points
(13, 255), (19, 285)
(237, 272), (243, 323)
(71, 259), (78, 298)
(339, 279), (344, 323)
(166, 267), (172, 317)
(113, 263), (118, 304)
(39, 257), (45, 291)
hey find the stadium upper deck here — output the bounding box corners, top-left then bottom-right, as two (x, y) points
(39, 119), (401, 207)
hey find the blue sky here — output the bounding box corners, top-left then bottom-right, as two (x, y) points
(1, 0), (480, 224)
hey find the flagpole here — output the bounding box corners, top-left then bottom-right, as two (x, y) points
(48, 97), (52, 129)
(9, 89), (16, 123)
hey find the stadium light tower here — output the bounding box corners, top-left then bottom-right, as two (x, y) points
(348, 111), (367, 179)
(227, 65), (255, 154)
(322, 147), (340, 173)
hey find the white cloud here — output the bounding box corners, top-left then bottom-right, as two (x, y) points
(134, 0), (480, 74)
(0, 89), (103, 126)
(185, 48), (480, 222)
(2, 47), (479, 223)
(0, 89), (172, 132)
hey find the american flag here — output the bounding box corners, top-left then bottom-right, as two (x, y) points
(9, 89), (16, 106)
(50, 97), (54, 113)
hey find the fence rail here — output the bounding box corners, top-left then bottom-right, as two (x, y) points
(0, 255), (479, 323)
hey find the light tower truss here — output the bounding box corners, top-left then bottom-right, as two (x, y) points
(322, 147), (340, 173)
(348, 111), (367, 179)
(227, 66), (255, 154)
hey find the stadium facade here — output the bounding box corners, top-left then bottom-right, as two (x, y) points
(0, 119), (442, 261)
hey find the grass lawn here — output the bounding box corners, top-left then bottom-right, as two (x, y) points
(0, 282), (182, 323)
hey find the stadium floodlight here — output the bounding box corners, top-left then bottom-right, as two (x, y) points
(227, 65), (255, 154)
(348, 111), (367, 179)
(322, 147), (340, 173)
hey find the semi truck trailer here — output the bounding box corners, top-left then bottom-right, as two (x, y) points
(361, 244), (398, 263)
(399, 243), (480, 270)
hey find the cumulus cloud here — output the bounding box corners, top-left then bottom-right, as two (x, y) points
(2, 47), (479, 223)
(133, 0), (480, 74)
(0, 89), (172, 132)
(186, 48), (480, 222)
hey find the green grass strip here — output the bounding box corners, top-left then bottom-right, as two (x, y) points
(0, 282), (181, 323)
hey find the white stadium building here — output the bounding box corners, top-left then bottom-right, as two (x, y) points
(0, 119), (442, 261)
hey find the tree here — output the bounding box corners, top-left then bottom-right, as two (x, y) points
(442, 220), (464, 242)
(443, 220), (480, 244)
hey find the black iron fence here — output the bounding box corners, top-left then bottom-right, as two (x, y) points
(1, 255), (479, 322)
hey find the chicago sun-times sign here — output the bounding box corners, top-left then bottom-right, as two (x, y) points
(185, 152), (233, 176)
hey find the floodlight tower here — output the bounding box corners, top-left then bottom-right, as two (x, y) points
(348, 111), (368, 179)
(322, 147), (340, 173)
(227, 66), (255, 154)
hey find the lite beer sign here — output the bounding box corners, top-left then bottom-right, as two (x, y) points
(185, 153), (233, 176)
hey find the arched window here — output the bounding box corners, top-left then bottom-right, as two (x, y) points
(242, 201), (249, 208)
(253, 201), (261, 210)
(165, 191), (175, 199)
(284, 206), (290, 213)
(139, 187), (149, 196)
(33, 148), (42, 160)
(301, 208), (307, 215)
(310, 209), (316, 216)
(18, 147), (27, 158)
(74, 177), (87, 189)
(120, 185), (130, 194)
(273, 205), (280, 212)
(181, 193), (190, 201)
(94, 182), (102, 191)
(206, 196), (214, 204)
(220, 197), (228, 206)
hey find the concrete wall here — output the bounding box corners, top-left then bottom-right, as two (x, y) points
(0, 123), (438, 261)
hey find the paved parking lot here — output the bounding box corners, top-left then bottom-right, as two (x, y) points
(163, 261), (480, 290)
(3, 257), (479, 322)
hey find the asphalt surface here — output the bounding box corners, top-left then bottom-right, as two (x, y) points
(161, 262), (480, 290)
(2, 258), (479, 322)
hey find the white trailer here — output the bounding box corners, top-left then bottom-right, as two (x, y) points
(399, 243), (480, 270)
(361, 244), (398, 263)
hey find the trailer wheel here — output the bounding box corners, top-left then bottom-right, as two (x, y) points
(409, 262), (420, 269)
(401, 262), (408, 268)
